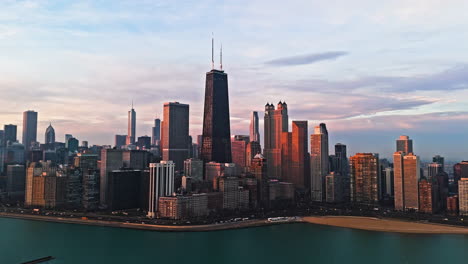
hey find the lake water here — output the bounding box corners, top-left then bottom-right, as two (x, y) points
(1, 217), (467, 264)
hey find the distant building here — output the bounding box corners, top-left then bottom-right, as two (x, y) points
(394, 152), (421, 211)
(432, 155), (445, 170)
(310, 123), (329, 201)
(250, 111), (260, 143)
(147, 161), (175, 218)
(45, 123), (55, 144)
(161, 102), (190, 171)
(350, 153), (380, 205)
(447, 195), (459, 216)
(4, 124), (17, 145)
(126, 105), (136, 145)
(67, 138), (79, 153)
(152, 118), (161, 146)
(22, 110), (38, 150)
(427, 163), (443, 180)
(291, 121), (308, 190)
(136, 136), (151, 150)
(218, 176), (249, 210)
(114, 135), (127, 149)
(396, 135), (413, 154)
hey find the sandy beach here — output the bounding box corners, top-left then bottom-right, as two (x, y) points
(1, 212), (467, 234)
(303, 216), (468, 234)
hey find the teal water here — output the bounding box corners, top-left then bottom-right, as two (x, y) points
(0, 218), (467, 264)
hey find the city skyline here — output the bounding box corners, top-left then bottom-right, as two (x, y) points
(2, 1), (468, 160)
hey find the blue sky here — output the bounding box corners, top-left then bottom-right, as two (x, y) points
(1, 0), (468, 161)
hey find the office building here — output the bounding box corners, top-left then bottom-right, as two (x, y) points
(326, 172), (343, 203)
(4, 124), (17, 145)
(152, 118), (161, 146)
(22, 110), (38, 150)
(45, 123), (55, 144)
(250, 111), (260, 143)
(147, 161), (175, 218)
(264, 102), (288, 179)
(250, 153), (269, 207)
(126, 105), (136, 145)
(396, 135), (413, 154)
(246, 141), (261, 168)
(432, 155), (445, 170)
(107, 169), (142, 210)
(201, 67), (232, 164)
(310, 123), (329, 201)
(6, 164), (26, 200)
(427, 163), (443, 180)
(161, 102), (190, 171)
(115, 135), (127, 149)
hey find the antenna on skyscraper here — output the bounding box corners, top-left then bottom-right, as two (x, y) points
(211, 33), (214, 70)
(220, 43), (223, 70)
(132, 99), (134, 109)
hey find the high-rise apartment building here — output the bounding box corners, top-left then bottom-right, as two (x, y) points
(250, 111), (260, 143)
(246, 141), (261, 168)
(458, 178), (468, 216)
(184, 159), (203, 181)
(250, 153), (269, 207)
(161, 102), (189, 171)
(22, 110), (38, 150)
(201, 68), (232, 164)
(419, 178), (440, 214)
(310, 123), (329, 201)
(126, 105), (136, 145)
(349, 153), (380, 204)
(25, 161), (66, 208)
(427, 163), (443, 180)
(395, 151), (420, 211)
(264, 102), (288, 179)
(396, 135), (413, 154)
(147, 161), (175, 218)
(231, 135), (249, 170)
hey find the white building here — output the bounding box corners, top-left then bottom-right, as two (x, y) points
(147, 160), (175, 218)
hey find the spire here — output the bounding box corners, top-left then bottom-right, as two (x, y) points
(131, 99), (134, 109)
(211, 33), (214, 70)
(220, 43), (223, 70)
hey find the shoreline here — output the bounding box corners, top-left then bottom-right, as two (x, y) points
(1, 212), (467, 234)
(303, 216), (468, 234)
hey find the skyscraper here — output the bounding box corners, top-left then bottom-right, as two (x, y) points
(201, 63), (232, 164)
(432, 155), (444, 169)
(4, 124), (17, 145)
(349, 153), (380, 204)
(290, 121), (308, 189)
(393, 151), (405, 210)
(250, 111), (260, 143)
(403, 153), (420, 210)
(22, 110), (38, 150)
(427, 163), (443, 180)
(264, 102), (288, 179)
(147, 161), (175, 218)
(152, 118), (161, 146)
(459, 178), (468, 216)
(45, 123), (55, 144)
(310, 123), (329, 201)
(126, 105), (136, 145)
(396, 135), (413, 154)
(161, 102), (190, 171)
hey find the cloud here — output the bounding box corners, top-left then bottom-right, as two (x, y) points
(265, 51), (348, 66)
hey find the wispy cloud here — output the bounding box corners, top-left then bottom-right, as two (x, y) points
(265, 51), (348, 66)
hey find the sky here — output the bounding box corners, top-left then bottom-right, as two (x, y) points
(1, 0), (468, 161)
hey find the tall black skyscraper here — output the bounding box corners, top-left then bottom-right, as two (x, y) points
(201, 43), (232, 163)
(152, 118), (161, 146)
